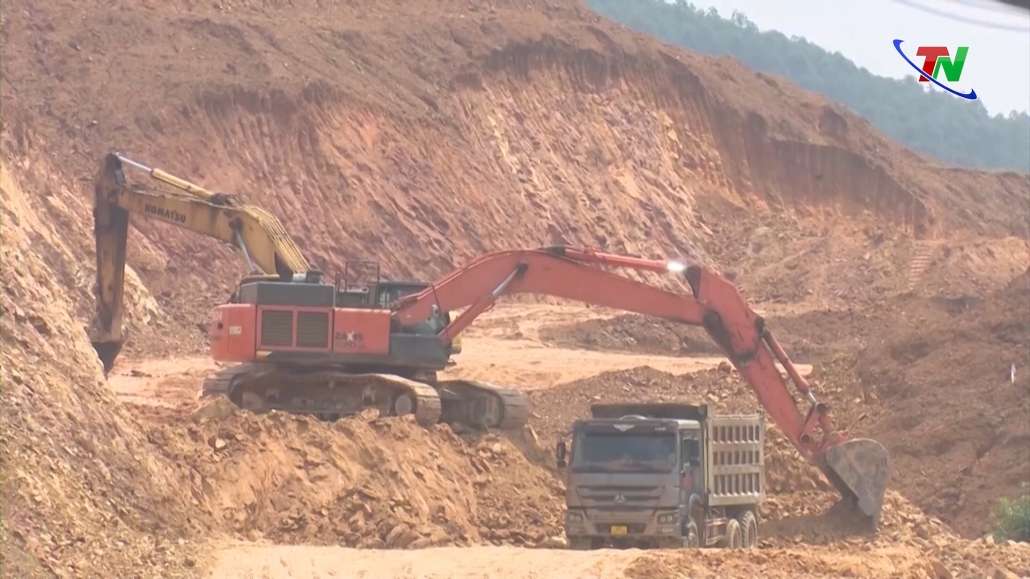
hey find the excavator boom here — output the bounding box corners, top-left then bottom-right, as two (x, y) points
(91, 152), (311, 372)
(393, 246), (890, 522)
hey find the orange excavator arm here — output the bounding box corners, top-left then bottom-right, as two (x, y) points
(393, 246), (890, 522)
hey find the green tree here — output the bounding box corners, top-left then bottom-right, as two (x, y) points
(993, 484), (1030, 543)
(586, 0), (1030, 172)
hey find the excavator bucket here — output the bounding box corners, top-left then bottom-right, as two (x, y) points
(821, 438), (892, 521)
(91, 339), (123, 376)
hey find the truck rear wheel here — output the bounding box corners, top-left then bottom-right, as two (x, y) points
(725, 519), (743, 549)
(737, 510), (758, 549)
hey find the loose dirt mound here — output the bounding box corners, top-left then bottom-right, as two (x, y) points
(835, 271), (1030, 538)
(142, 399), (564, 549)
(526, 365), (1030, 577)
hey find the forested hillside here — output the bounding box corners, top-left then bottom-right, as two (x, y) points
(587, 0), (1030, 172)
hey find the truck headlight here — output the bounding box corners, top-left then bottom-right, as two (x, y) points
(657, 513), (677, 524)
(566, 512), (584, 523)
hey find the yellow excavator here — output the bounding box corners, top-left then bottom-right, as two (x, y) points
(88, 153), (508, 429)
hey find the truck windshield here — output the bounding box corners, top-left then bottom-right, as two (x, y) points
(570, 432), (677, 473)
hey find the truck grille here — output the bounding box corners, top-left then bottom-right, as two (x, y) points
(576, 485), (662, 508)
(296, 312), (329, 348)
(260, 310), (293, 346)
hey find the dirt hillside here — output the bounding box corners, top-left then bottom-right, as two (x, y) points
(146, 399), (566, 549)
(3, 0), (1029, 355)
(1, 169), (203, 578)
(2, 0), (1030, 577)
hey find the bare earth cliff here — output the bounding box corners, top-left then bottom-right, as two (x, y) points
(2, 0), (1028, 577)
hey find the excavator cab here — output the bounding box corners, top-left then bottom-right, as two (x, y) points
(375, 280), (462, 355)
(335, 261), (459, 349)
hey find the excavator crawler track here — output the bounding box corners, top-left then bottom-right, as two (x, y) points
(436, 379), (530, 430)
(200, 363), (443, 426)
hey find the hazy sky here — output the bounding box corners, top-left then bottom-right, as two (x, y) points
(693, 0), (1030, 115)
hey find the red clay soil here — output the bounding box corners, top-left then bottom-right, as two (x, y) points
(841, 269), (1030, 538)
(3, 0), (1029, 576)
(3, 0), (1029, 357)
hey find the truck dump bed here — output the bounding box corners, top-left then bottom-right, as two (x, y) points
(706, 413), (765, 507)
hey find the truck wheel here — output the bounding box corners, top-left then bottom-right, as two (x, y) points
(725, 519), (743, 549)
(737, 511), (758, 549)
(683, 521), (700, 549)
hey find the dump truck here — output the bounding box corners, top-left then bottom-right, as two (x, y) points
(557, 403), (765, 549)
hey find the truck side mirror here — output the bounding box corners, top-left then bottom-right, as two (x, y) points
(556, 441), (567, 468)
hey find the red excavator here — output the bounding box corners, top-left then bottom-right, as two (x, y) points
(205, 245), (891, 523)
(91, 153), (890, 524)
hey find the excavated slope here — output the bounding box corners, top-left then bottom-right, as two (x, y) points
(1, 166), (203, 578)
(3, 0), (1029, 354)
(2, 0), (1029, 577)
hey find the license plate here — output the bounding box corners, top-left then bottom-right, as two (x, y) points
(610, 525), (627, 535)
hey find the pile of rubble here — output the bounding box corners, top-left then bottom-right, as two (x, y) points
(142, 399), (566, 549)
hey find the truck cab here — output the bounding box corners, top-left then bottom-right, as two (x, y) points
(557, 403), (765, 550)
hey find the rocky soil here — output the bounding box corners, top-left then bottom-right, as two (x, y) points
(146, 399), (565, 549)
(1, 0), (1028, 576)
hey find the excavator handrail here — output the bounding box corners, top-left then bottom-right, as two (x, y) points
(90, 152), (313, 373)
(392, 246), (891, 521)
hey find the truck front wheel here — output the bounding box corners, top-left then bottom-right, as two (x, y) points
(683, 521), (699, 548)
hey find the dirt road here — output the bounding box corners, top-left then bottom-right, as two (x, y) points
(107, 344), (738, 404)
(205, 544), (642, 579)
(108, 304), (811, 405)
(204, 542), (955, 579)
